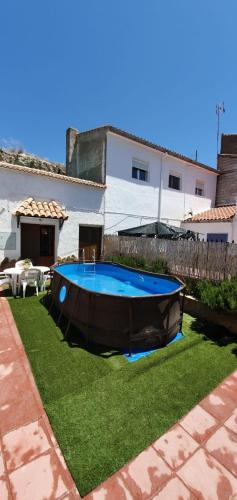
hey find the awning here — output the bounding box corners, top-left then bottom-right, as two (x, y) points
(118, 221), (196, 240)
(15, 197), (68, 220)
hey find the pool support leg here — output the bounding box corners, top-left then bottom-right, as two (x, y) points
(180, 287), (186, 333)
(65, 287), (79, 339)
(128, 302), (133, 357)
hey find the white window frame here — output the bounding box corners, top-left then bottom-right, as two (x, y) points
(168, 172), (182, 191)
(195, 180), (205, 197)
(132, 158), (149, 183)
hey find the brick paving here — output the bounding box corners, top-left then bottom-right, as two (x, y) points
(1, 295), (237, 499)
(0, 297), (80, 500)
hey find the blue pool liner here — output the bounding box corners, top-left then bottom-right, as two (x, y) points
(123, 331), (184, 362)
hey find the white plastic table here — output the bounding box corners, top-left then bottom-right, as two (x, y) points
(4, 266), (50, 296)
(33, 266), (50, 291)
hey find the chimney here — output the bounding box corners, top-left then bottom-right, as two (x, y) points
(66, 127), (78, 176)
(220, 134), (237, 155)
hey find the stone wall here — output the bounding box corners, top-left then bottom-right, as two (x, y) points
(216, 155), (237, 206)
(66, 128), (106, 184)
(216, 134), (237, 206)
(0, 149), (65, 175)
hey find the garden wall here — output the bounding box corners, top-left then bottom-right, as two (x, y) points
(184, 295), (237, 334)
(104, 236), (237, 281)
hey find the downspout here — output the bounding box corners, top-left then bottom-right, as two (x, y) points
(157, 153), (167, 222)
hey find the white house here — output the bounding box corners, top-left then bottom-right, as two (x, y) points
(182, 205), (237, 242)
(66, 125), (217, 235)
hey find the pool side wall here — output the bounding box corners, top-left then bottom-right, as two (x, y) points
(50, 262), (184, 353)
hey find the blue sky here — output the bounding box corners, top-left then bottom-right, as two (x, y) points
(0, 0), (236, 167)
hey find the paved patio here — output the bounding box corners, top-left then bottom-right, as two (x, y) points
(1, 295), (237, 499)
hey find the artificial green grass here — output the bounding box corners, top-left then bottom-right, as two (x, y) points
(9, 294), (237, 496)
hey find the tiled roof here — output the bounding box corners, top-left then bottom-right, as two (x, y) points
(0, 161), (105, 189)
(183, 205), (236, 223)
(15, 197), (68, 220)
(78, 125), (218, 174)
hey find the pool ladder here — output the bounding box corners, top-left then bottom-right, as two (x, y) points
(80, 248), (96, 273)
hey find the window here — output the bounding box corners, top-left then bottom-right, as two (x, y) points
(132, 159), (149, 182)
(207, 233), (228, 243)
(195, 181), (204, 197)
(169, 174), (181, 190)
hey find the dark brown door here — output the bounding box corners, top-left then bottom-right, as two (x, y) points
(21, 224), (55, 266)
(79, 226), (102, 260)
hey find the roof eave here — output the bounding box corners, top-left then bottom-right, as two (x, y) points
(78, 125), (217, 174)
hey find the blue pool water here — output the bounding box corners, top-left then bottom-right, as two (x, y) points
(56, 262), (182, 297)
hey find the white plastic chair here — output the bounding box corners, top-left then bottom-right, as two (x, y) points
(0, 272), (12, 288)
(15, 260), (33, 270)
(19, 269), (41, 298)
(41, 271), (53, 291)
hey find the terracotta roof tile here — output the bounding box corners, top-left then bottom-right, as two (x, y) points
(15, 198), (68, 220)
(183, 205), (236, 223)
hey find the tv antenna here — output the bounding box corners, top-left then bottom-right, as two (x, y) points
(216, 102), (225, 156)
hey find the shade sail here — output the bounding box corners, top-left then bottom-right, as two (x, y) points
(118, 221), (196, 240)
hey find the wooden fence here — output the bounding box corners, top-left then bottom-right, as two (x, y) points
(104, 236), (237, 281)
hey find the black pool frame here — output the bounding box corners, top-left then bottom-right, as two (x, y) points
(48, 262), (185, 356)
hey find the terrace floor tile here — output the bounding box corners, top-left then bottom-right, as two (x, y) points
(0, 392), (41, 436)
(200, 387), (237, 422)
(0, 362), (32, 407)
(9, 450), (69, 500)
(2, 419), (51, 472)
(219, 376), (237, 404)
(153, 424), (198, 470)
(120, 445), (173, 499)
(180, 404), (219, 444)
(84, 471), (141, 500)
(151, 476), (196, 499)
(205, 426), (237, 478)
(0, 334), (15, 354)
(177, 448), (237, 499)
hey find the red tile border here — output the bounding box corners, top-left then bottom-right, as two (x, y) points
(0, 297), (80, 499)
(1, 296), (237, 499)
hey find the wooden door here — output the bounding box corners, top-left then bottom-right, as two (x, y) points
(79, 226), (102, 260)
(21, 224), (55, 266)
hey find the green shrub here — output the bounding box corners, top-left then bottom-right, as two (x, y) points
(185, 278), (201, 299)
(198, 276), (237, 311)
(107, 255), (168, 274)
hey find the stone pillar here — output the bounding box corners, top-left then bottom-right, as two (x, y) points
(66, 127), (78, 176)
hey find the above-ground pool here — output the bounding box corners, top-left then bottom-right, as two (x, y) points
(50, 262), (184, 355)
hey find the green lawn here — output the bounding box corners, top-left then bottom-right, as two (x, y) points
(9, 293), (237, 496)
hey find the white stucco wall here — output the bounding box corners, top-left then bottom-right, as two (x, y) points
(0, 167), (104, 262)
(104, 132), (217, 234)
(181, 221), (234, 242)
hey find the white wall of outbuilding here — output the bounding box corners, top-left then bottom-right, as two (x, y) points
(0, 167), (104, 263)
